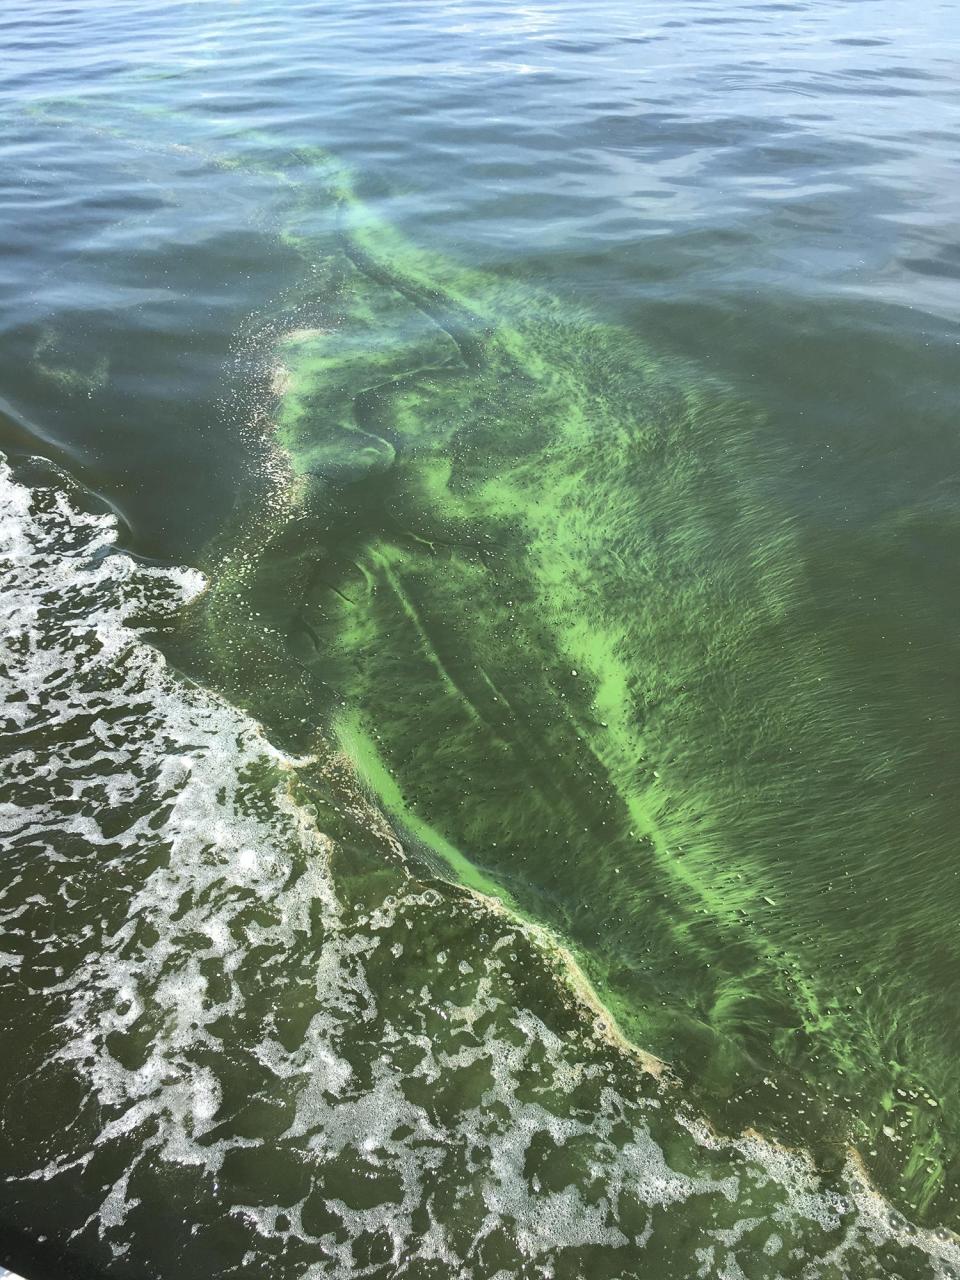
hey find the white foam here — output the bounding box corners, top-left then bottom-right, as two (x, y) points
(1, 453), (957, 1277)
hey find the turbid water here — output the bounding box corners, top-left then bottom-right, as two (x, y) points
(3, 1), (960, 1276)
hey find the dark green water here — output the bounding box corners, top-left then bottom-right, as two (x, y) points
(2, 2), (960, 1276)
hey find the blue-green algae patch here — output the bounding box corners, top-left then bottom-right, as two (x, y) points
(24, 95), (958, 1228)
(179, 152), (957, 1225)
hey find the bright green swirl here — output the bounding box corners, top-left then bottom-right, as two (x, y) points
(198, 159), (952, 1221)
(23, 96), (956, 1225)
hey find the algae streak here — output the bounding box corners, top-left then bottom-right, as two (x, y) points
(175, 149), (953, 1226)
(14, 91), (958, 1224)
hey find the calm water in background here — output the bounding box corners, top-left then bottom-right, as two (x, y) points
(2, 2), (960, 1277)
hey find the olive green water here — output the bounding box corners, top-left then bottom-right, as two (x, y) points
(3, 3), (960, 1277)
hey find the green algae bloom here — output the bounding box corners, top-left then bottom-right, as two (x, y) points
(19, 97), (959, 1229)
(188, 152), (954, 1222)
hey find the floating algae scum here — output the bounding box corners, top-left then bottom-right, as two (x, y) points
(198, 148), (958, 1216)
(11, 93), (960, 1253)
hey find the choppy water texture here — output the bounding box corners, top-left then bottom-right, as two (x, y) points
(2, 1), (960, 1276)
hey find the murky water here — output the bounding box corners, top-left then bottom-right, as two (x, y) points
(2, 2), (960, 1276)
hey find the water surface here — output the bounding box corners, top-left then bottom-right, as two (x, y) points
(2, 1), (960, 1276)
